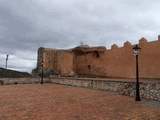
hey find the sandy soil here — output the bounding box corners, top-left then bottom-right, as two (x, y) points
(0, 84), (159, 120)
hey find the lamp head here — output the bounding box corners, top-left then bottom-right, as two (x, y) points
(133, 44), (141, 55)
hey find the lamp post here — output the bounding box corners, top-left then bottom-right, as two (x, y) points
(133, 44), (141, 101)
(41, 54), (44, 84)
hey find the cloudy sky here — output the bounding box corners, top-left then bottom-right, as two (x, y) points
(0, 0), (160, 72)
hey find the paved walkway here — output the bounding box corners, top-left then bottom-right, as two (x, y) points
(0, 84), (159, 120)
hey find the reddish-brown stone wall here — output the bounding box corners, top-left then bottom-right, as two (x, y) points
(74, 38), (160, 79)
(139, 39), (160, 78)
(56, 51), (74, 76)
(37, 48), (74, 76)
(37, 36), (160, 79)
(74, 43), (135, 78)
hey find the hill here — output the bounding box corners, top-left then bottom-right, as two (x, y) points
(0, 68), (31, 78)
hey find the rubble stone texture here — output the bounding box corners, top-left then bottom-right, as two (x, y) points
(0, 84), (159, 120)
(51, 78), (160, 101)
(37, 36), (160, 79)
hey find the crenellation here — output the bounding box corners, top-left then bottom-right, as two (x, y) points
(139, 37), (148, 46)
(111, 44), (119, 49)
(36, 36), (160, 79)
(123, 41), (132, 47)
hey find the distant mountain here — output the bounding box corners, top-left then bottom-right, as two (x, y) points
(0, 68), (31, 78)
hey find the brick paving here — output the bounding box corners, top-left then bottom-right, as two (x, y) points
(0, 84), (159, 120)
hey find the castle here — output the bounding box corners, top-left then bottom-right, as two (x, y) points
(37, 36), (160, 79)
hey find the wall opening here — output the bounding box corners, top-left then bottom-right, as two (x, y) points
(88, 65), (91, 71)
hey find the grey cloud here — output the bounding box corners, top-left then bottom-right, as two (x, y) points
(0, 0), (160, 72)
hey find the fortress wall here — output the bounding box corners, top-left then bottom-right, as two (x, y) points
(43, 48), (57, 70)
(37, 47), (44, 70)
(74, 38), (160, 79)
(37, 36), (160, 79)
(38, 48), (74, 76)
(139, 39), (160, 78)
(103, 43), (135, 78)
(56, 51), (74, 76)
(74, 52), (107, 77)
(74, 42), (135, 78)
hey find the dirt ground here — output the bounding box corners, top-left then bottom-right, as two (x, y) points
(0, 84), (159, 120)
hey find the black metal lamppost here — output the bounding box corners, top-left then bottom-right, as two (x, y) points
(41, 55), (44, 84)
(133, 44), (141, 101)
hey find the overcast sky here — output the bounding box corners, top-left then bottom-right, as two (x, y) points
(0, 0), (160, 72)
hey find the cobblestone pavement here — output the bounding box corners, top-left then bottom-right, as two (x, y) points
(0, 84), (159, 120)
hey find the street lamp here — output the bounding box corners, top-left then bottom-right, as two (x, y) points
(41, 55), (44, 84)
(133, 44), (141, 101)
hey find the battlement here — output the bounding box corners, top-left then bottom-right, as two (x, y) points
(37, 35), (160, 79)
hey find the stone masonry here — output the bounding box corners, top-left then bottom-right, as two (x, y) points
(50, 77), (160, 102)
(0, 77), (159, 101)
(37, 35), (160, 79)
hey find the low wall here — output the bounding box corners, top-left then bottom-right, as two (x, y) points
(0, 77), (159, 102)
(0, 77), (50, 85)
(50, 78), (160, 102)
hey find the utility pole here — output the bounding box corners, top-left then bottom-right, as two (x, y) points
(5, 54), (9, 69)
